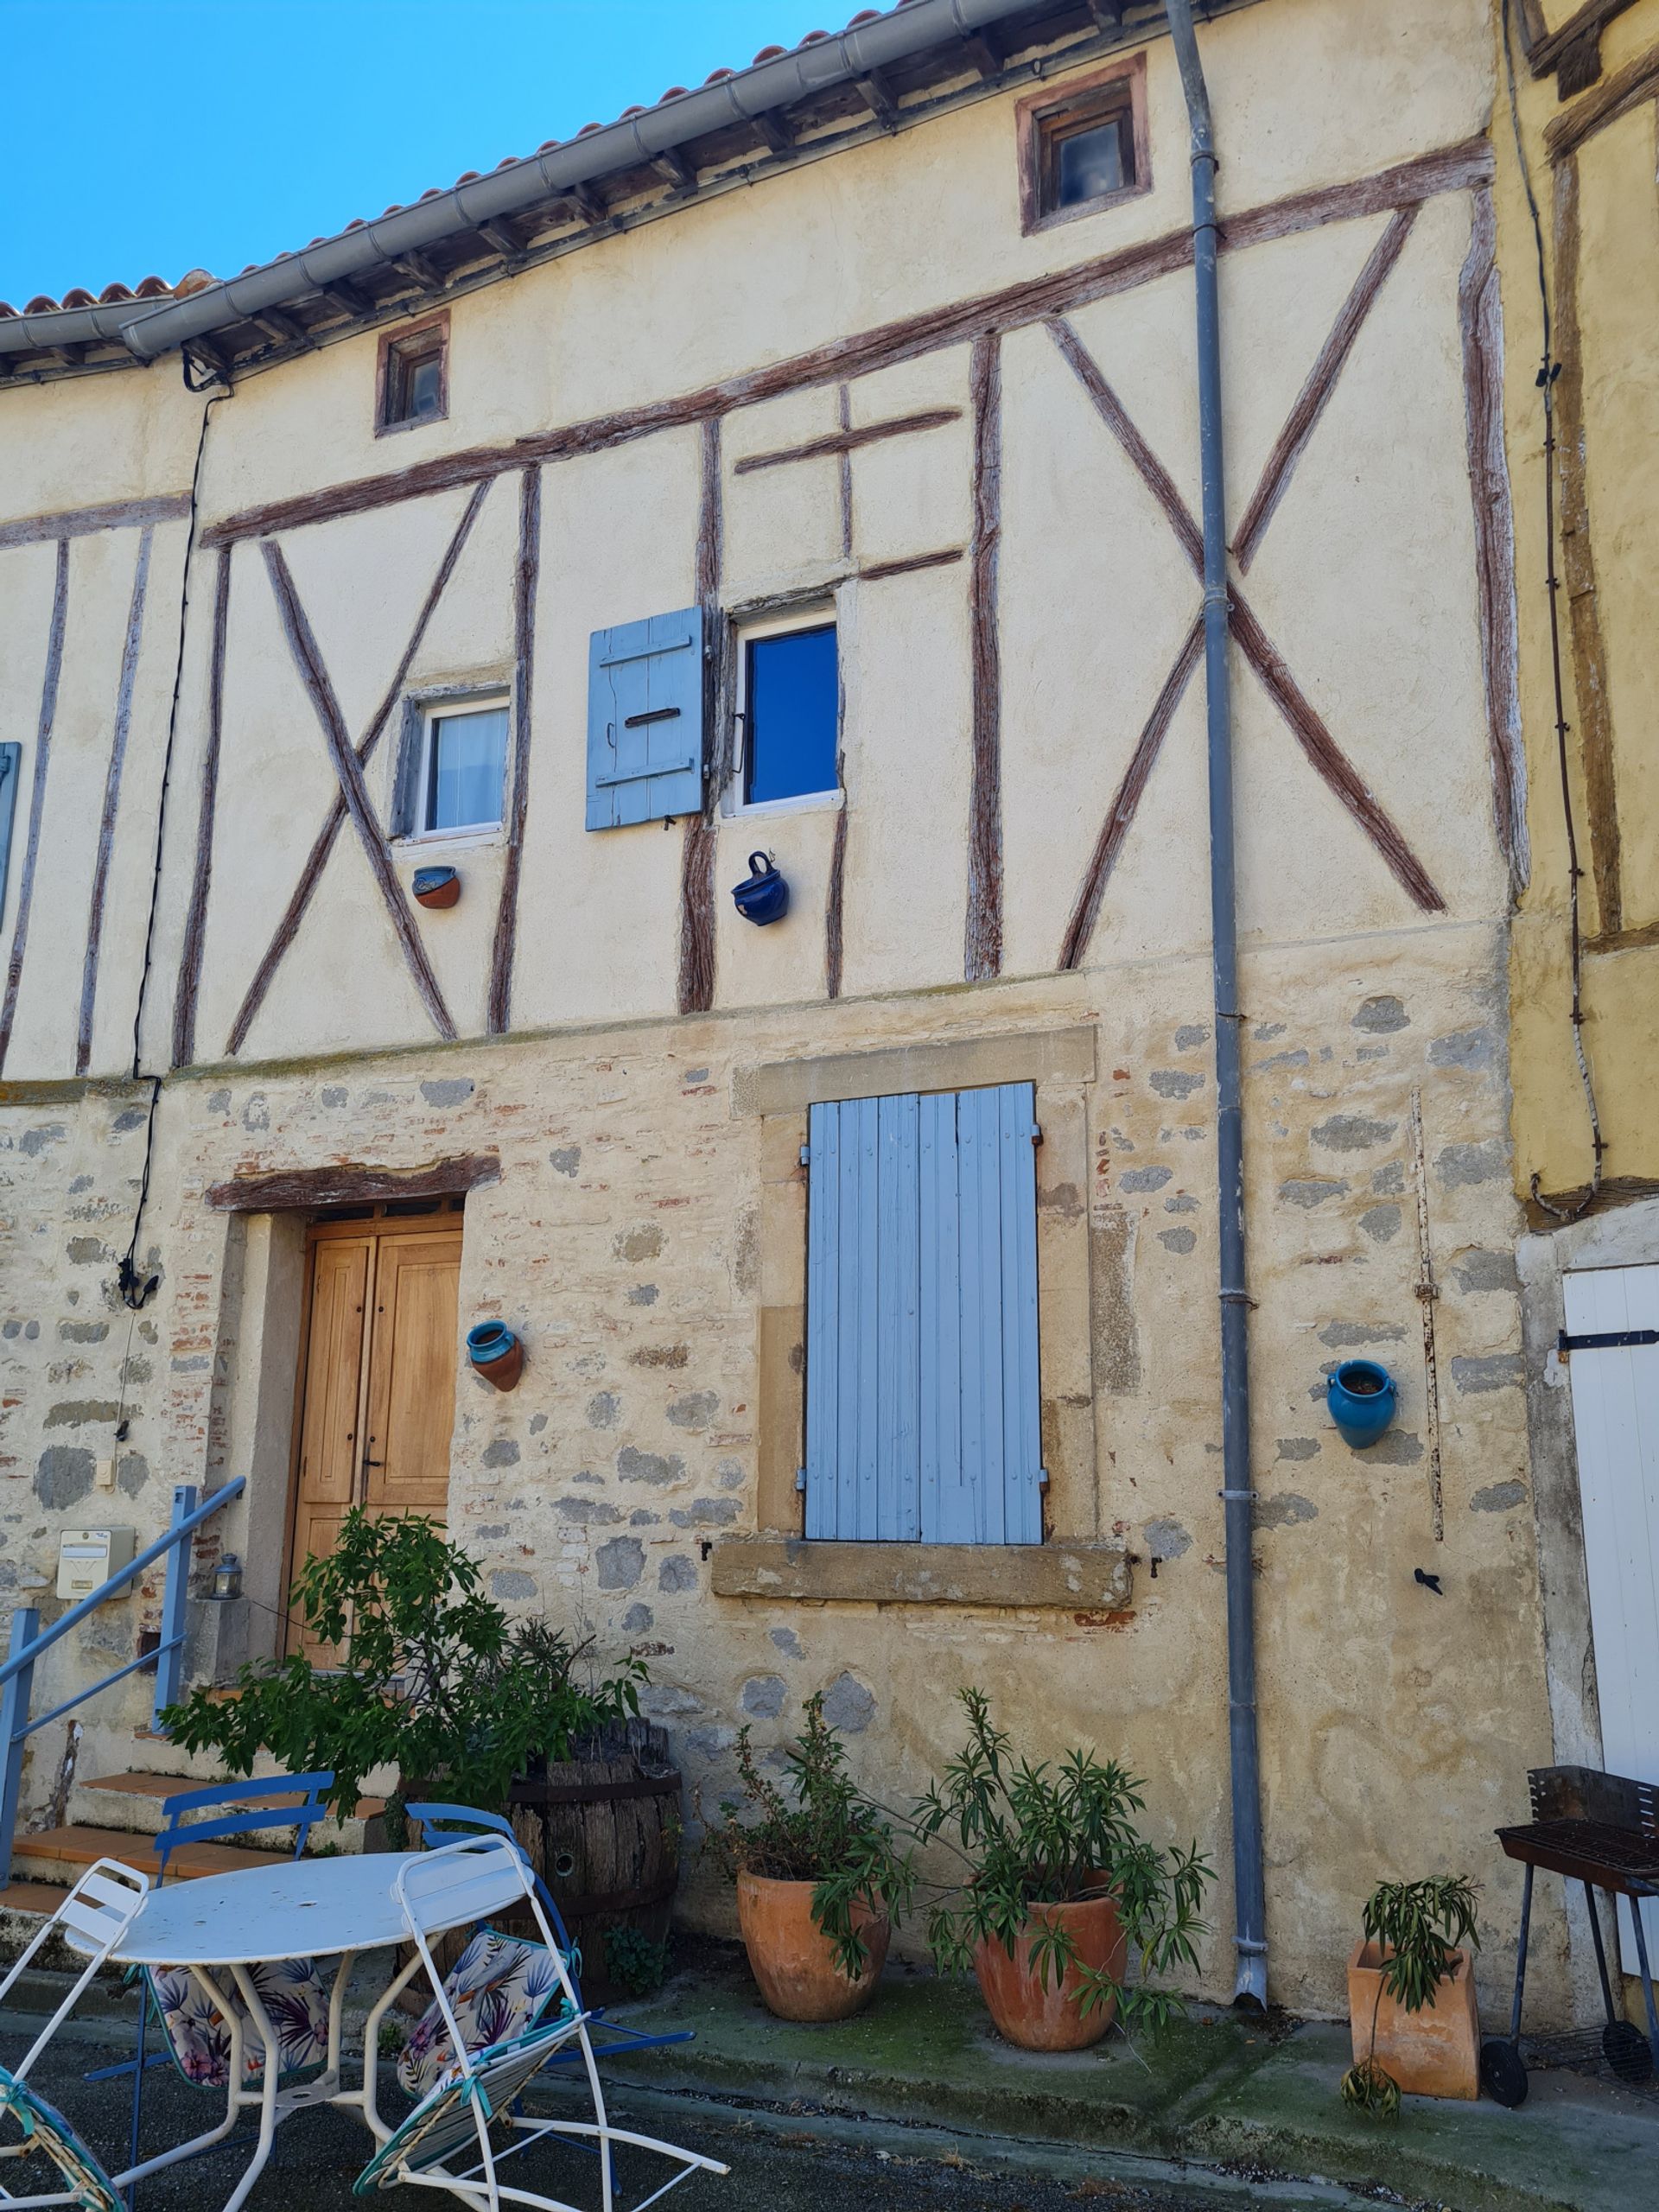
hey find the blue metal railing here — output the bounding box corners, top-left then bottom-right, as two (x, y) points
(0, 1479), (245, 1888)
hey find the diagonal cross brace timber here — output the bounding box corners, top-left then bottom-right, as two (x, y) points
(1046, 313), (1445, 938)
(261, 540), (458, 1042)
(1231, 204), (1418, 569)
(226, 481), (490, 1053)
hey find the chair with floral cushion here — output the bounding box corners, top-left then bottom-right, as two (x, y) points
(118, 1775), (335, 2196)
(405, 1804), (693, 2077)
(357, 1837), (726, 2211)
(0, 1858), (149, 2211)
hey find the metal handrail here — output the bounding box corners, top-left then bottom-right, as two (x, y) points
(0, 1480), (243, 1691)
(0, 1479), (245, 1889)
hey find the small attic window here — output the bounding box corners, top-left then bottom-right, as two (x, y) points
(1017, 57), (1148, 235)
(377, 314), (448, 435)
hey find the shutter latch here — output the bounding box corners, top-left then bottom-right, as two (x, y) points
(1029, 1122), (1043, 1144)
(799, 1144), (810, 1166)
(1037, 1466), (1049, 1487)
(794, 1468), (807, 1493)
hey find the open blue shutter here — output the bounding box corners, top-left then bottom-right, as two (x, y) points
(804, 1082), (1039, 1544)
(585, 607), (705, 829)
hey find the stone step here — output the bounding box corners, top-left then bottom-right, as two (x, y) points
(0, 1878), (74, 1918)
(10, 1824), (296, 1886)
(80, 1771), (385, 1821)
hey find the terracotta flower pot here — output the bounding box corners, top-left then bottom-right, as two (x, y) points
(973, 1891), (1128, 2051)
(1346, 1942), (1479, 2101)
(736, 1872), (889, 2022)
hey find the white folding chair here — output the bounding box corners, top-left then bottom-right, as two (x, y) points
(357, 1836), (727, 2211)
(0, 1859), (148, 2210)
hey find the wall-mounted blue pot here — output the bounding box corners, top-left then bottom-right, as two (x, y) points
(467, 1319), (523, 1391)
(732, 851), (789, 925)
(1327, 1358), (1397, 1448)
(413, 865), (460, 909)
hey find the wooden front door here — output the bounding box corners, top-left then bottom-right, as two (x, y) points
(288, 1205), (464, 1657)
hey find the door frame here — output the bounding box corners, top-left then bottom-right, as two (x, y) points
(1520, 1192), (1659, 2018)
(283, 1198), (467, 1655)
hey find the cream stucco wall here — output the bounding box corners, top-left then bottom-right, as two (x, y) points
(0, 0), (1575, 2024)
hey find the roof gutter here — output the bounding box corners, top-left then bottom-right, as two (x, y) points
(0, 0), (1058, 363)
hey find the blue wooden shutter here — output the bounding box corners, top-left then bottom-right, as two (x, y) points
(585, 607), (705, 829)
(804, 1082), (1039, 1545)
(0, 747), (19, 918)
(804, 1095), (921, 1541)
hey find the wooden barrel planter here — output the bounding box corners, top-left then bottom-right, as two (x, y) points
(505, 1720), (682, 2002)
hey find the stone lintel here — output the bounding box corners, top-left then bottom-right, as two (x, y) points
(733, 1024), (1096, 1117)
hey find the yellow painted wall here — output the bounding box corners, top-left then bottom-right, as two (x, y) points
(1497, 0), (1659, 1210)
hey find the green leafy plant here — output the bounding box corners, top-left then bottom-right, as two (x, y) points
(162, 1511), (645, 1823)
(702, 1692), (914, 1977)
(914, 1688), (1211, 2031)
(603, 1925), (671, 1998)
(1340, 1876), (1480, 2120)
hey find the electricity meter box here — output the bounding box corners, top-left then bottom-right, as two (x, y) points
(56, 1529), (136, 1602)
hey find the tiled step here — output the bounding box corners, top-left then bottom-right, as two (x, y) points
(81, 1771), (386, 1821)
(10, 1824), (296, 1886)
(0, 1878), (74, 1917)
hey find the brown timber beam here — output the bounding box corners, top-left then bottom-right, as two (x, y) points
(198, 137), (1494, 550)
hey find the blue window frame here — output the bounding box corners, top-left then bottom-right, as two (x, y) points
(742, 624), (838, 807)
(803, 1083), (1043, 1546)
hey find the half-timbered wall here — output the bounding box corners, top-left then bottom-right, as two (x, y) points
(0, 0), (1569, 2021)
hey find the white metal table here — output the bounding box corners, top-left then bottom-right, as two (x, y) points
(67, 1849), (525, 2211)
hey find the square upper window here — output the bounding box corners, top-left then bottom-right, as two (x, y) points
(378, 315), (448, 434)
(416, 700), (508, 836)
(1017, 58), (1148, 235)
(741, 622), (839, 810)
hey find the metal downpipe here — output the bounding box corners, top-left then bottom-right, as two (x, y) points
(1162, 0), (1267, 2010)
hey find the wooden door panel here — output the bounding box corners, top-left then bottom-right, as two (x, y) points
(363, 1231), (461, 1520)
(289, 1236), (372, 1659)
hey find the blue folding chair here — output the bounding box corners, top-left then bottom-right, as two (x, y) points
(405, 1803), (694, 2073)
(94, 1772), (334, 2205)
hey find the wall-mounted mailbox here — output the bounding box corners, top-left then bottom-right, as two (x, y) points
(56, 1528), (135, 1602)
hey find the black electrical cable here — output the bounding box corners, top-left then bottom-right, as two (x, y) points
(117, 355), (232, 1309)
(1502, 0), (1605, 1224)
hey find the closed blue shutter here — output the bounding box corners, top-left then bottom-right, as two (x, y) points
(585, 607), (705, 830)
(804, 1081), (1039, 1544)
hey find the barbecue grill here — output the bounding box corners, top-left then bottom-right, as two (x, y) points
(1484, 1764), (1659, 2105)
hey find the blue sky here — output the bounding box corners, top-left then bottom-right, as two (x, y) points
(5, 1), (839, 304)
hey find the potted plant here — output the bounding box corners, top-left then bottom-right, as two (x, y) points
(916, 1689), (1211, 2052)
(702, 1693), (913, 2022)
(162, 1511), (645, 1836)
(1343, 1876), (1480, 2112)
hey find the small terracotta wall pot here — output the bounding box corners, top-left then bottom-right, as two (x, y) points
(1346, 1942), (1478, 2101)
(467, 1320), (524, 1392)
(973, 1891), (1128, 2051)
(736, 1872), (889, 2022)
(412, 865), (461, 910)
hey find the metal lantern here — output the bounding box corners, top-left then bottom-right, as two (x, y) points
(210, 1553), (244, 1602)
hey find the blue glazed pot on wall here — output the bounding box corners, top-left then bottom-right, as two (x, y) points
(1326, 1359), (1397, 1448)
(467, 1320), (524, 1392)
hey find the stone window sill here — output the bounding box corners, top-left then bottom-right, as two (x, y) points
(709, 1537), (1131, 1611)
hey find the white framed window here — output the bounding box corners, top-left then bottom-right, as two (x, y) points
(402, 696), (510, 840)
(732, 610), (840, 817)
